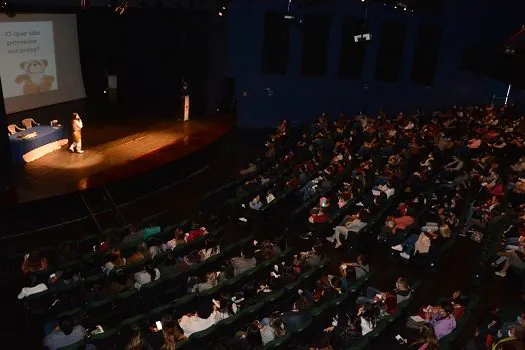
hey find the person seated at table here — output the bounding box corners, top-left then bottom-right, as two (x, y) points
(22, 249), (48, 275)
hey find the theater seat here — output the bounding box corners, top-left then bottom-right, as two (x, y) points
(86, 328), (117, 350)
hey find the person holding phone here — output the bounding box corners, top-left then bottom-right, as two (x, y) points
(69, 112), (84, 153)
(148, 316), (186, 349)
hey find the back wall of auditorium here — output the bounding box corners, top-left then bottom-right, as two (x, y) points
(228, 0), (525, 127)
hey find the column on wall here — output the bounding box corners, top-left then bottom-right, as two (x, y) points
(0, 80), (13, 196)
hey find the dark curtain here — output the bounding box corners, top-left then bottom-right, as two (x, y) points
(76, 8), (214, 117)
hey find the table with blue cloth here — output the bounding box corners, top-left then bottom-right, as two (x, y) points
(9, 126), (68, 163)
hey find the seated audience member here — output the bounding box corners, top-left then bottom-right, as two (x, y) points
(327, 314), (363, 349)
(133, 261), (161, 289)
(500, 311), (525, 338)
(300, 244), (324, 267)
(164, 227), (186, 250)
(259, 317), (286, 345)
(102, 248), (126, 274)
(240, 161), (258, 176)
(495, 242), (525, 277)
(493, 325), (525, 350)
(108, 270), (134, 295)
(340, 254), (370, 285)
(186, 223), (208, 242)
(178, 304), (220, 337)
(127, 242), (150, 264)
(282, 296), (313, 332)
(357, 277), (411, 305)
(55, 242), (77, 265)
(125, 323), (152, 350)
(192, 272), (218, 293)
(157, 252), (177, 275)
(410, 323), (439, 350)
(146, 238), (162, 258)
(425, 301), (456, 340)
(231, 248), (256, 276)
(18, 276), (48, 299)
(327, 213), (367, 249)
(380, 214), (415, 243)
(358, 303), (381, 335)
(309, 206), (329, 224)
(22, 249), (48, 275)
(48, 269), (80, 290)
(43, 316), (87, 350)
(148, 316), (186, 348)
(176, 250), (202, 273)
(249, 195), (264, 210)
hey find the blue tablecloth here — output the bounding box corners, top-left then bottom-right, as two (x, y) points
(9, 126), (67, 163)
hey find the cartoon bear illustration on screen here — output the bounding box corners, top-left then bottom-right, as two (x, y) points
(15, 59), (55, 95)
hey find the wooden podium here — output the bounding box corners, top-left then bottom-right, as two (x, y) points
(183, 95), (190, 121)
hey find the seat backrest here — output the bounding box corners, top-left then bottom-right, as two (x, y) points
(22, 118), (36, 129)
(7, 124), (18, 135)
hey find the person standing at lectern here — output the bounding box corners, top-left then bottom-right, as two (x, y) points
(69, 113), (84, 153)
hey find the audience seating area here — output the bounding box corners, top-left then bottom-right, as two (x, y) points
(9, 106), (525, 349)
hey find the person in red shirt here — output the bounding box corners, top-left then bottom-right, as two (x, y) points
(186, 223), (208, 243)
(309, 207), (329, 224)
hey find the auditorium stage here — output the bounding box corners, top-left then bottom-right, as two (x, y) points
(11, 115), (236, 204)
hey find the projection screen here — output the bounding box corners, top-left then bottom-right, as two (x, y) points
(0, 13), (86, 114)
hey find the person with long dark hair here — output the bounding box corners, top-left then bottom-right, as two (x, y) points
(328, 314), (363, 349)
(125, 323), (152, 350)
(410, 323), (439, 350)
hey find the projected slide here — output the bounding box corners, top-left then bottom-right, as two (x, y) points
(0, 21), (57, 98)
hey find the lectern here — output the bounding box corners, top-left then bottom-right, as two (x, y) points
(183, 95), (190, 122)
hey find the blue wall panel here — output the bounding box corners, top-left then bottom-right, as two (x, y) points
(228, 0), (510, 127)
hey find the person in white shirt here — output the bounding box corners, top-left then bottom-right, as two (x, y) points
(178, 305), (220, 337)
(133, 262), (160, 289)
(358, 303), (380, 335)
(18, 279), (48, 299)
(69, 112), (84, 153)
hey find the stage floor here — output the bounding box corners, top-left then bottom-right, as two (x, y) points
(12, 115), (235, 203)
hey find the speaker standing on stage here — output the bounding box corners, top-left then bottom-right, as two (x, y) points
(69, 113), (84, 153)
